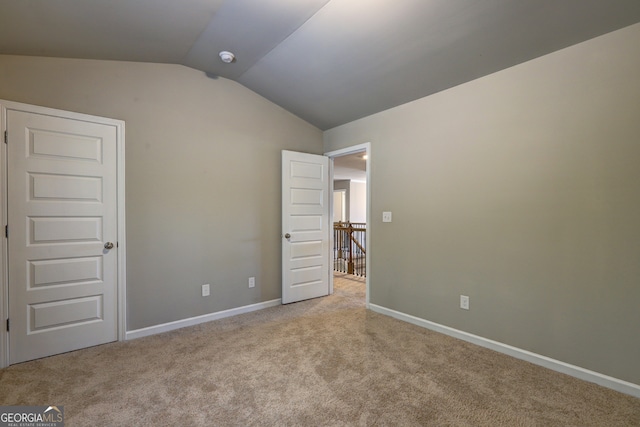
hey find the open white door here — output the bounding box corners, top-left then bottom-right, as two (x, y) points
(6, 107), (120, 364)
(282, 150), (330, 304)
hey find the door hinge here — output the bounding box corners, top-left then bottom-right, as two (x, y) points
(3, 130), (6, 144)
(6, 319), (9, 332)
(4, 225), (7, 238)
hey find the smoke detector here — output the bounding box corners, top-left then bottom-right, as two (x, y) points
(219, 51), (235, 64)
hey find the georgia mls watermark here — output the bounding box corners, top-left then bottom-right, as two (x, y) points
(0, 406), (63, 427)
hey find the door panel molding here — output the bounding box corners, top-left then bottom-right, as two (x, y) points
(0, 99), (126, 367)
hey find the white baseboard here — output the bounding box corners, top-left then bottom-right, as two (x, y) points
(369, 303), (640, 399)
(126, 298), (281, 340)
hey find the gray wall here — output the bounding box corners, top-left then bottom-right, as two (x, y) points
(333, 180), (351, 221)
(349, 181), (367, 223)
(333, 179), (366, 223)
(0, 55), (323, 330)
(324, 24), (640, 385)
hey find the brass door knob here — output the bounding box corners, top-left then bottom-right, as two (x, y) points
(104, 242), (114, 250)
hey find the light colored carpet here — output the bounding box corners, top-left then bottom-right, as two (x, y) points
(1, 273), (639, 426)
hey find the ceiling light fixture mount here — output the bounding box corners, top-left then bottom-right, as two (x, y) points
(219, 51), (235, 64)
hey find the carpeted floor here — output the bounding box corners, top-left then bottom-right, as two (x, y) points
(1, 273), (639, 426)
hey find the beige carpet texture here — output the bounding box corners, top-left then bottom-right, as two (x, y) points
(1, 273), (639, 426)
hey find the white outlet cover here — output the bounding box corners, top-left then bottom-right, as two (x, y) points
(460, 295), (469, 310)
(249, 277), (255, 288)
(202, 284), (210, 297)
(382, 211), (392, 222)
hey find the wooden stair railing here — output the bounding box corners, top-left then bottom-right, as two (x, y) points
(333, 222), (366, 277)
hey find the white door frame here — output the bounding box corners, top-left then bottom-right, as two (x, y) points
(0, 99), (127, 368)
(325, 142), (371, 307)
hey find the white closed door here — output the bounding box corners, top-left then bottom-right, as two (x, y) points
(7, 108), (118, 364)
(281, 150), (330, 304)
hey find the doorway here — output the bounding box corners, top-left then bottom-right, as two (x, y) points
(325, 143), (370, 307)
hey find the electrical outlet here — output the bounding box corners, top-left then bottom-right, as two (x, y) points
(460, 295), (469, 310)
(382, 211), (392, 222)
(202, 284), (210, 297)
(248, 277), (255, 288)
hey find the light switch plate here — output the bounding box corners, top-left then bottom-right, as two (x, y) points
(202, 284), (210, 297)
(382, 211), (392, 222)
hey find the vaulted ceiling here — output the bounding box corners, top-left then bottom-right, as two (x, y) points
(2, 0), (640, 130)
